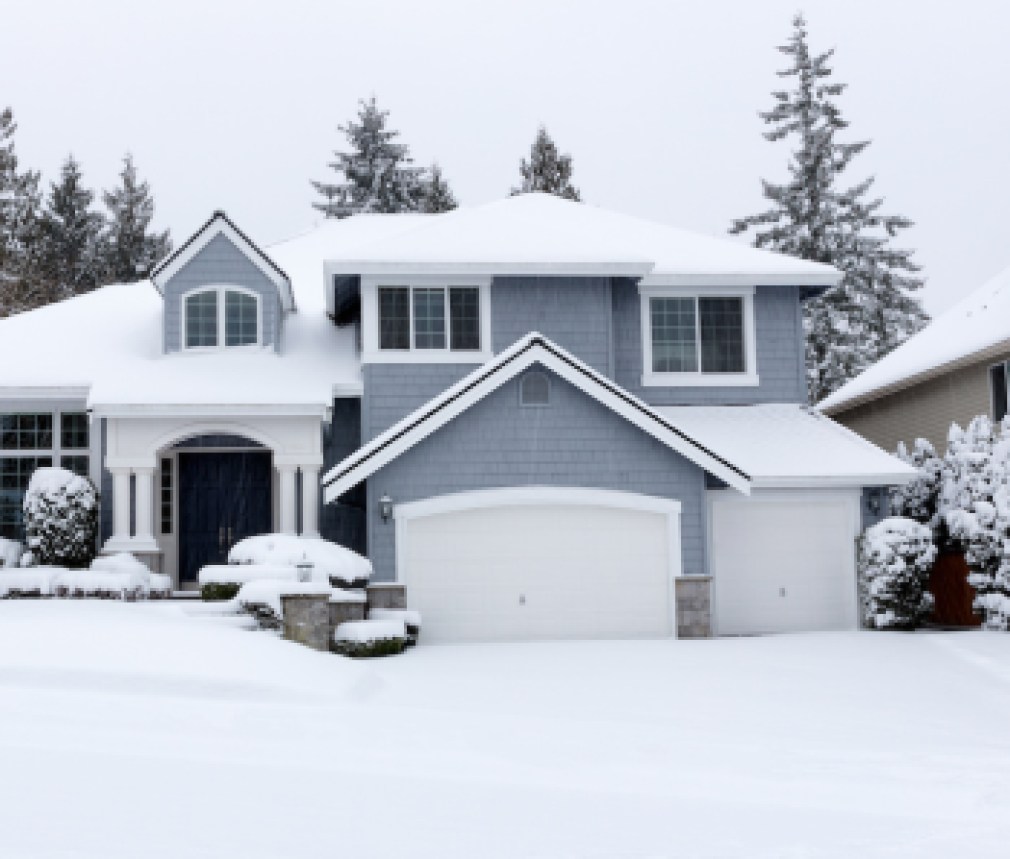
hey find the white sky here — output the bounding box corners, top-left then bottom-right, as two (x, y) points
(3, 0), (1007, 315)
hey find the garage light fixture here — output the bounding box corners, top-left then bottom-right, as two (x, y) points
(379, 494), (393, 522)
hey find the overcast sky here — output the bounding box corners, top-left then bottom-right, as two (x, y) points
(3, 0), (1007, 315)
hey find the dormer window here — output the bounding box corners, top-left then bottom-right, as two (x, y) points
(183, 287), (260, 350)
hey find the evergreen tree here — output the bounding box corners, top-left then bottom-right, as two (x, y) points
(100, 154), (171, 282)
(37, 156), (104, 299)
(312, 97), (426, 218)
(730, 15), (928, 403)
(0, 107), (44, 317)
(420, 162), (457, 213)
(511, 126), (580, 201)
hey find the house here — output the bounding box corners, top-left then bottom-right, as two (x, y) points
(0, 194), (913, 641)
(819, 264), (1010, 453)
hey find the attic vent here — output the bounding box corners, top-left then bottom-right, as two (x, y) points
(520, 371), (550, 406)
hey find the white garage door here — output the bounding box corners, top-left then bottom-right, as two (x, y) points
(710, 493), (859, 635)
(396, 489), (679, 642)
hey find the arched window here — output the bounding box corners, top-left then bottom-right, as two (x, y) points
(184, 287), (260, 349)
(520, 371), (550, 406)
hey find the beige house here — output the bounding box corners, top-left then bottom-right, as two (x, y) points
(819, 266), (1010, 453)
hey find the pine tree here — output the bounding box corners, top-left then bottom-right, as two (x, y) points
(420, 162), (457, 213)
(0, 107), (44, 317)
(37, 156), (105, 299)
(100, 154), (171, 282)
(730, 15), (928, 403)
(511, 126), (580, 200)
(312, 97), (426, 218)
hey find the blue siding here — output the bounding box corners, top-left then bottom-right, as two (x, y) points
(161, 233), (282, 353)
(362, 363), (474, 440)
(611, 279), (808, 405)
(364, 363), (710, 582)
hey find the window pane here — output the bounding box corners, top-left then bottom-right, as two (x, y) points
(60, 455), (89, 477)
(0, 414), (53, 451)
(449, 287), (481, 351)
(185, 291), (218, 348)
(378, 287), (410, 350)
(60, 412), (89, 450)
(651, 298), (698, 372)
(413, 288), (446, 349)
(225, 291), (258, 346)
(992, 363), (1008, 423)
(161, 457), (173, 534)
(0, 456), (52, 539)
(699, 297), (745, 373)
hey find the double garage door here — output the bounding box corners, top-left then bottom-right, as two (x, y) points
(396, 489), (679, 643)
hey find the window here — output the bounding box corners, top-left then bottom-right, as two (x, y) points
(60, 412), (89, 450)
(184, 288), (260, 349)
(0, 456), (51, 539)
(376, 284), (484, 355)
(520, 371), (551, 406)
(991, 361), (1009, 422)
(160, 458), (173, 535)
(0, 414), (53, 450)
(642, 288), (756, 386)
(60, 455), (90, 477)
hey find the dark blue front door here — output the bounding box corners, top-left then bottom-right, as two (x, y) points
(178, 451), (273, 584)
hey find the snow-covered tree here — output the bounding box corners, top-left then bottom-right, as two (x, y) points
(420, 162), (457, 213)
(23, 467), (98, 569)
(0, 107), (44, 317)
(100, 154), (171, 282)
(859, 517), (936, 630)
(311, 97), (426, 218)
(37, 155), (104, 299)
(729, 15), (928, 403)
(891, 438), (944, 530)
(511, 126), (580, 201)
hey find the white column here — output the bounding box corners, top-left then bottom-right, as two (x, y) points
(278, 466), (297, 535)
(134, 467), (155, 544)
(111, 468), (131, 541)
(300, 466), (319, 538)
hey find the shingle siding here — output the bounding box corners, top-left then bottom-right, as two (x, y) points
(161, 233), (282, 353)
(365, 364), (709, 583)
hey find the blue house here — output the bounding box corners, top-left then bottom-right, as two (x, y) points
(0, 194), (912, 640)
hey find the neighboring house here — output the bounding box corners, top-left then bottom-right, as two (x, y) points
(820, 265), (1010, 454)
(0, 194), (912, 641)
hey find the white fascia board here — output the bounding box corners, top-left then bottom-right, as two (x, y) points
(0, 386), (91, 400)
(323, 334), (751, 502)
(332, 382), (364, 397)
(90, 402), (329, 419)
(639, 271), (842, 288)
(325, 260), (655, 278)
(750, 473), (917, 489)
(153, 217), (295, 312)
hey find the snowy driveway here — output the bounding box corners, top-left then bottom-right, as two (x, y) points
(0, 601), (1008, 858)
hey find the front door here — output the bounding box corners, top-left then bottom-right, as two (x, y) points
(178, 451), (273, 585)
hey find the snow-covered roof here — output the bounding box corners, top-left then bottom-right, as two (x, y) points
(819, 264), (1010, 413)
(322, 194), (843, 287)
(655, 404), (916, 487)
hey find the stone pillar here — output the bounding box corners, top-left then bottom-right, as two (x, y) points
(133, 467), (155, 542)
(675, 576), (713, 639)
(111, 468), (131, 541)
(300, 466), (319, 538)
(278, 466), (297, 535)
(281, 593), (330, 652)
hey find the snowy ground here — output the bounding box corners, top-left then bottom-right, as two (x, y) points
(1, 602), (1009, 857)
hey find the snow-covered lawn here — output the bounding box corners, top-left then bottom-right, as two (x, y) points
(1, 602), (1009, 857)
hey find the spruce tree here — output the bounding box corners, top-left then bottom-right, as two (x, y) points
(511, 126), (580, 201)
(101, 154), (171, 282)
(730, 15), (928, 403)
(38, 156), (104, 299)
(0, 108), (44, 317)
(312, 97), (426, 218)
(420, 162), (457, 213)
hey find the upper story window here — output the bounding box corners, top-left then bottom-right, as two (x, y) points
(366, 280), (491, 362)
(183, 287), (260, 350)
(640, 285), (758, 387)
(991, 360), (1009, 422)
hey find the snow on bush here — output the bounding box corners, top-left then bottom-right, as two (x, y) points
(891, 438), (944, 528)
(199, 564), (303, 602)
(368, 607), (421, 644)
(236, 580), (332, 630)
(0, 537), (21, 569)
(23, 467), (98, 568)
(333, 619), (407, 658)
(227, 534), (371, 587)
(859, 517), (937, 630)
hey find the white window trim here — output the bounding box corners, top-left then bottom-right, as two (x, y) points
(181, 285), (263, 352)
(990, 358), (1010, 422)
(639, 284), (759, 387)
(360, 276), (493, 364)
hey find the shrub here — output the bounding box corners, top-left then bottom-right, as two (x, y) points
(201, 582), (241, 602)
(332, 637), (406, 658)
(859, 517), (937, 630)
(23, 467), (98, 568)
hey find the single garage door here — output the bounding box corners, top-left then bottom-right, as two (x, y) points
(396, 489), (679, 642)
(710, 492), (859, 635)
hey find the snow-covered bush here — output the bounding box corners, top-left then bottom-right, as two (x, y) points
(333, 619), (407, 657)
(22, 467), (98, 568)
(0, 537), (21, 569)
(892, 438), (944, 529)
(940, 417), (997, 556)
(368, 607), (421, 645)
(859, 517), (937, 630)
(198, 563), (303, 602)
(227, 534), (371, 588)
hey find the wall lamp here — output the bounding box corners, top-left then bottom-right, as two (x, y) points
(379, 494), (394, 522)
